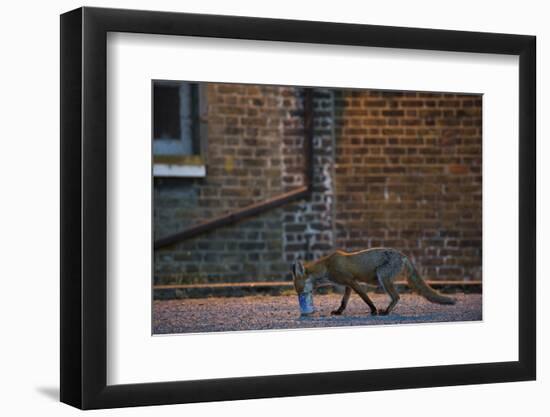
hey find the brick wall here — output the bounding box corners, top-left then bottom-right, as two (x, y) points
(333, 90), (482, 281)
(154, 83), (482, 284)
(282, 89), (336, 264)
(154, 83), (305, 284)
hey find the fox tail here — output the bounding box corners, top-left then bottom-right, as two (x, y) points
(403, 256), (456, 305)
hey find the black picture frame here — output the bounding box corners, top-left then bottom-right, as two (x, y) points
(60, 6), (536, 410)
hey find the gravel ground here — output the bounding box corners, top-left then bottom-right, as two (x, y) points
(153, 293), (482, 334)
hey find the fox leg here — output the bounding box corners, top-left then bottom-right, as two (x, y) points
(347, 281), (378, 315)
(378, 274), (400, 315)
(331, 286), (351, 315)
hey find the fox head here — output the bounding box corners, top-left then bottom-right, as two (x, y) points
(292, 260), (316, 315)
(291, 260), (313, 294)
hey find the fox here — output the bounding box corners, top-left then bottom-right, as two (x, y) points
(291, 247), (455, 316)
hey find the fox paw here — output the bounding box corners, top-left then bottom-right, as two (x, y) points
(379, 310), (390, 316)
(330, 310), (343, 316)
(370, 309), (379, 316)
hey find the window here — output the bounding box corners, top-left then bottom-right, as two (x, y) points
(152, 81), (207, 177)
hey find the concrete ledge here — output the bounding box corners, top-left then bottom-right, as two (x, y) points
(153, 280), (482, 300)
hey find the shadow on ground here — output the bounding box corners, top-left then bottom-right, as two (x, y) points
(35, 386), (59, 401)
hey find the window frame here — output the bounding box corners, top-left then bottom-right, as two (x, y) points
(152, 80), (208, 177)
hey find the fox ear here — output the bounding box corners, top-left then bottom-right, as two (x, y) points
(296, 260), (306, 276)
(292, 260), (305, 277)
